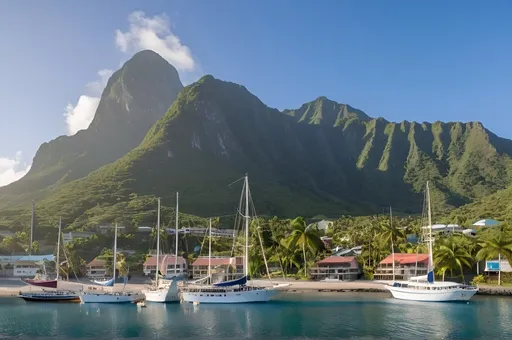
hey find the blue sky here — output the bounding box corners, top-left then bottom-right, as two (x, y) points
(0, 0), (511, 185)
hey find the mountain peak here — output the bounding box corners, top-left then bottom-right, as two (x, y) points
(283, 97), (370, 126)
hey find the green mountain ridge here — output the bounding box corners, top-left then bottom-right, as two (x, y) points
(4, 74), (511, 232)
(0, 50), (183, 207)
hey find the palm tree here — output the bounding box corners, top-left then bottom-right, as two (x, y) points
(282, 217), (324, 276)
(476, 233), (512, 285)
(434, 236), (473, 281)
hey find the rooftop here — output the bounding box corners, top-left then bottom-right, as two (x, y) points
(380, 253), (429, 265)
(316, 256), (357, 265)
(144, 255), (186, 266)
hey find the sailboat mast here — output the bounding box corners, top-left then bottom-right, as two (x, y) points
(426, 182), (434, 283)
(29, 201), (35, 257)
(156, 198), (161, 286)
(56, 217), (61, 281)
(208, 218), (212, 280)
(174, 192), (179, 276)
(390, 206), (395, 281)
(113, 223), (118, 283)
(244, 174), (249, 278)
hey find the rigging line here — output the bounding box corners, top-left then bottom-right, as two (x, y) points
(228, 176), (246, 188)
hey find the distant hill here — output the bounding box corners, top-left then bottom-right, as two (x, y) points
(8, 75), (512, 231)
(0, 50), (183, 208)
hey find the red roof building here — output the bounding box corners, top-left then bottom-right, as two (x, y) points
(310, 256), (361, 281)
(191, 256), (244, 279)
(86, 257), (107, 279)
(374, 253), (429, 281)
(143, 254), (187, 277)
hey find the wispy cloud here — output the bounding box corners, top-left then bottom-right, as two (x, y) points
(63, 69), (113, 136)
(0, 151), (31, 187)
(64, 11), (197, 136)
(115, 11), (196, 72)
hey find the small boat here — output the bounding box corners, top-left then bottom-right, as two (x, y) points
(181, 175), (289, 304)
(143, 193), (183, 303)
(20, 217), (80, 302)
(19, 290), (80, 303)
(385, 182), (478, 302)
(80, 224), (141, 304)
(137, 300), (147, 308)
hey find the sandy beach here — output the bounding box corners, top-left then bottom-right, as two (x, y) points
(0, 277), (388, 297)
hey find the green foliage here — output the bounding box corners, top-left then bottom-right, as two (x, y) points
(470, 274), (485, 285)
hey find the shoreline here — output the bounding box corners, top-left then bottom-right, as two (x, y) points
(2, 279), (511, 298)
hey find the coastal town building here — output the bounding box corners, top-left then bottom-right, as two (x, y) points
(13, 255), (55, 277)
(0, 255), (22, 276)
(332, 245), (362, 257)
(143, 255), (188, 278)
(485, 258), (512, 276)
(373, 253), (429, 281)
(62, 231), (95, 244)
(86, 258), (107, 279)
(309, 256), (361, 281)
(191, 256), (244, 280)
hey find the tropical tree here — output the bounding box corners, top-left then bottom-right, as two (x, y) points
(282, 217), (325, 275)
(476, 233), (512, 265)
(434, 236), (473, 281)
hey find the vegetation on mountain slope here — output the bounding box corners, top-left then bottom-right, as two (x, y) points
(2, 74), (512, 234)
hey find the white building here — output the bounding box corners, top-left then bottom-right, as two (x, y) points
(13, 255), (55, 277)
(62, 231), (95, 244)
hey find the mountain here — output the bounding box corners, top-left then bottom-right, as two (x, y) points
(12, 75), (512, 231)
(0, 50), (183, 208)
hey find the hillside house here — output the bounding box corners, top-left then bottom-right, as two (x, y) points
(86, 258), (107, 279)
(310, 256), (361, 281)
(374, 253), (429, 281)
(191, 256), (244, 280)
(143, 255), (188, 278)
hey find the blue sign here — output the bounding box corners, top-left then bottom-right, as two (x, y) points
(487, 261), (500, 271)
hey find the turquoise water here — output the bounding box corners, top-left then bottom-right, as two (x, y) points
(1, 293), (511, 339)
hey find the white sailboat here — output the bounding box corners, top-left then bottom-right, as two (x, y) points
(386, 182), (478, 302)
(181, 175), (289, 304)
(80, 224), (141, 303)
(20, 217), (80, 302)
(143, 193), (183, 302)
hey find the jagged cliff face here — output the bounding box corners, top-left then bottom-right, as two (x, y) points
(24, 75), (512, 228)
(0, 50), (183, 206)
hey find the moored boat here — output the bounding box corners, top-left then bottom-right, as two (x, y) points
(79, 224), (141, 304)
(181, 175), (289, 304)
(20, 217), (80, 303)
(143, 193), (183, 303)
(385, 182), (478, 302)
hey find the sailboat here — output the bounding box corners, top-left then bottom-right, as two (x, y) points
(181, 175), (289, 304)
(385, 182), (478, 302)
(80, 224), (141, 303)
(20, 217), (80, 302)
(142, 193), (183, 302)
(22, 202), (58, 289)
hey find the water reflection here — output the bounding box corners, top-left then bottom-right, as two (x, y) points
(1, 295), (512, 339)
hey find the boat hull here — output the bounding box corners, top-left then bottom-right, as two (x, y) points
(182, 287), (280, 304)
(22, 279), (58, 289)
(79, 292), (140, 304)
(386, 285), (478, 302)
(20, 293), (80, 303)
(143, 281), (180, 303)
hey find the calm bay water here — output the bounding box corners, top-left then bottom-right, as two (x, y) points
(1, 293), (511, 339)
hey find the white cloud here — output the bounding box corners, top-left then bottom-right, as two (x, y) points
(63, 69), (113, 135)
(64, 11), (197, 135)
(115, 11), (196, 71)
(0, 151), (31, 187)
